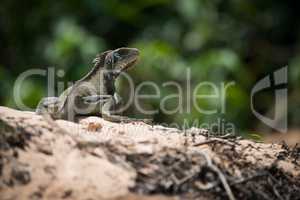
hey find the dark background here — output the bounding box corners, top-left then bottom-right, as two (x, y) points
(0, 0), (299, 136)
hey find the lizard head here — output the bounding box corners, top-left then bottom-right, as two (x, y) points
(104, 47), (139, 77)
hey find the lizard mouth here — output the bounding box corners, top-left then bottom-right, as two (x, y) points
(119, 57), (138, 72)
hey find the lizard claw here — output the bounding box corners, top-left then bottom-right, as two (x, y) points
(82, 95), (112, 104)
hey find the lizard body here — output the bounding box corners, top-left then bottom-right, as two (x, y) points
(36, 47), (151, 123)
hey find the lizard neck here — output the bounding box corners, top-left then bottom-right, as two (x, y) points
(86, 71), (116, 95)
(103, 73), (116, 95)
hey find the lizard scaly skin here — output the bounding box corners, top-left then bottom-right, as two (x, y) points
(36, 47), (151, 123)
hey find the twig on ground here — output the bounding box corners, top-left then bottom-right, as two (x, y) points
(231, 172), (268, 185)
(196, 150), (236, 200)
(193, 138), (235, 147)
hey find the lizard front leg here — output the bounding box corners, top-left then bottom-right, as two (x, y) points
(82, 95), (112, 104)
(72, 94), (113, 116)
(101, 95), (153, 124)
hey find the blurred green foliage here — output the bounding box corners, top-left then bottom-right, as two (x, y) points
(0, 0), (299, 134)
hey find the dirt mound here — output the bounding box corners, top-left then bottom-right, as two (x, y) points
(0, 107), (299, 200)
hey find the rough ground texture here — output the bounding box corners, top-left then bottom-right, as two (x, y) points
(0, 106), (299, 200)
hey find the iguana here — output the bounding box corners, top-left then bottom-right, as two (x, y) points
(36, 47), (151, 123)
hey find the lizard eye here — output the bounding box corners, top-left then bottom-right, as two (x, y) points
(113, 52), (121, 61)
